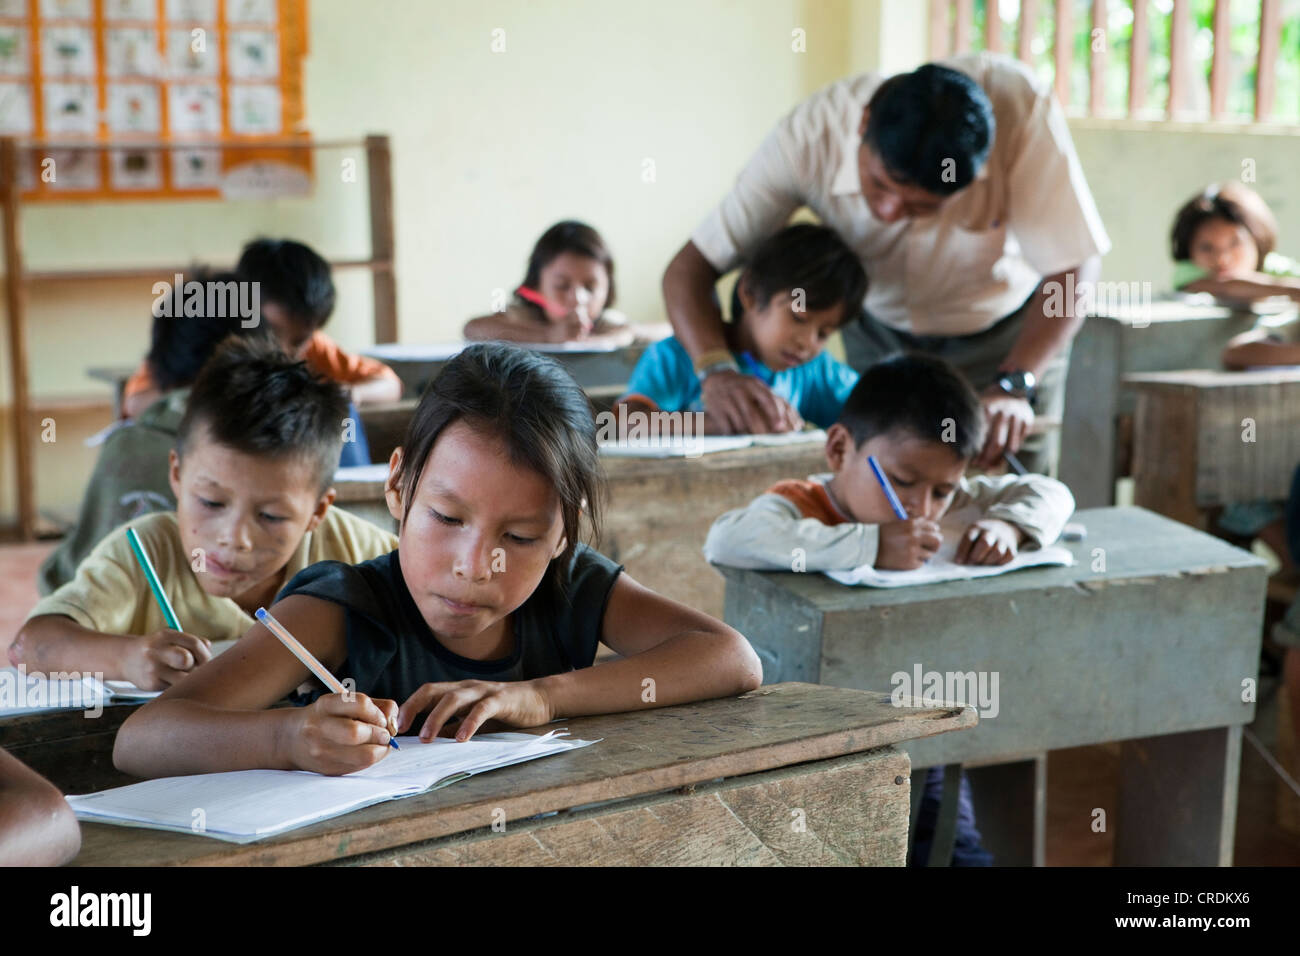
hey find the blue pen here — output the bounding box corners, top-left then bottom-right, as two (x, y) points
(868, 455), (909, 520)
(739, 351), (768, 378)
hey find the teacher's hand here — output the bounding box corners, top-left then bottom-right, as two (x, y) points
(976, 387), (1034, 469)
(700, 370), (801, 434)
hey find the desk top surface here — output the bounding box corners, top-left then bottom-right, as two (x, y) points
(718, 506), (1264, 610)
(1125, 367), (1300, 389)
(69, 681), (972, 866)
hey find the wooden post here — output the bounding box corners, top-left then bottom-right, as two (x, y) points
(0, 137), (34, 541)
(1256, 0), (1280, 121)
(1018, 0), (1038, 64)
(985, 0), (1002, 53)
(1054, 0), (1073, 108)
(1089, 0), (1107, 115)
(1129, 0), (1149, 115)
(954, 0), (973, 51)
(1208, 0), (1231, 119)
(1168, 0), (1191, 117)
(929, 0), (950, 59)
(365, 134), (397, 344)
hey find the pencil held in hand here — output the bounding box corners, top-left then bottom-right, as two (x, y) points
(254, 607), (399, 749)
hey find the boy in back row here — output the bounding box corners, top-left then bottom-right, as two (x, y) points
(705, 353), (1075, 865)
(10, 339), (397, 690)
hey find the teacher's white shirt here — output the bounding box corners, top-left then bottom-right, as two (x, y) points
(691, 52), (1111, 337)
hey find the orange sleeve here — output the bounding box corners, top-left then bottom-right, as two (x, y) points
(303, 331), (400, 386)
(122, 360), (155, 398)
(765, 479), (847, 526)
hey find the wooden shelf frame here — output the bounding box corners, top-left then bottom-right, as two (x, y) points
(0, 133), (398, 540)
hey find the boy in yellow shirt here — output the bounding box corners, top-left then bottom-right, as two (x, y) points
(9, 338), (396, 691)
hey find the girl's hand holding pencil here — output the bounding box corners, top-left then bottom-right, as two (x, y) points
(288, 693), (402, 776)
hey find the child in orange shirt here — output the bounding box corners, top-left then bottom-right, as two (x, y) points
(122, 238), (402, 418)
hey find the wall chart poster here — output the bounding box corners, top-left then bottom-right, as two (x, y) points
(0, 0), (311, 200)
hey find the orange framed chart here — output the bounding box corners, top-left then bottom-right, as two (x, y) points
(0, 0), (311, 200)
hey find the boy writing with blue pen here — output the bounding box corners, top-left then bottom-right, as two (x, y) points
(704, 352), (1075, 573)
(704, 353), (1074, 865)
(8, 339), (397, 691)
(614, 223), (866, 434)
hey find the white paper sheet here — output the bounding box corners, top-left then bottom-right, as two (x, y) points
(68, 730), (597, 843)
(825, 507), (1075, 588)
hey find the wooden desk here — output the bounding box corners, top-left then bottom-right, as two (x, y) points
(0, 703), (141, 796)
(64, 683), (974, 866)
(335, 442), (829, 620)
(366, 344), (650, 399)
(1126, 367), (1300, 529)
(1060, 299), (1258, 508)
(718, 507), (1267, 866)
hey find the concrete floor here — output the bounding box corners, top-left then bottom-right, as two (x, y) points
(4, 540), (1298, 865)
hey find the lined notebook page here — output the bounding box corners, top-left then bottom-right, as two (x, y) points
(68, 731), (596, 843)
(826, 507), (1074, 588)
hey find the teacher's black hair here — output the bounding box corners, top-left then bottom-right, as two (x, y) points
(837, 352), (986, 461)
(863, 64), (995, 196)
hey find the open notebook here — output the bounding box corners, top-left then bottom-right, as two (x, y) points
(0, 640), (238, 717)
(826, 507), (1074, 588)
(67, 730), (597, 843)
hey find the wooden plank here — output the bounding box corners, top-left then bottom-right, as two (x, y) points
(25, 257), (391, 284)
(985, 0), (1003, 52)
(366, 134), (398, 344)
(930, 0), (950, 59)
(1129, 0), (1149, 114)
(1089, 0), (1106, 115)
(340, 748), (912, 867)
(1208, 0), (1232, 119)
(1168, 0), (1192, 116)
(1054, 0), (1073, 107)
(954, 0), (973, 50)
(1256, 0), (1281, 121)
(1, 136), (35, 540)
(1018, 0), (1038, 64)
(68, 683), (976, 866)
(1129, 382), (1203, 526)
(0, 704), (141, 797)
(1116, 726), (1241, 865)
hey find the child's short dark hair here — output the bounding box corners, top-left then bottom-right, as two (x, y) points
(147, 270), (275, 392)
(837, 352), (986, 460)
(520, 220), (617, 310)
(236, 238), (336, 328)
(864, 64), (994, 196)
(392, 343), (605, 593)
(737, 223), (868, 320)
(176, 337), (348, 491)
(1170, 182), (1277, 266)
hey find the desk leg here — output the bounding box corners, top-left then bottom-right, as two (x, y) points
(966, 757), (1047, 867)
(1115, 726), (1241, 866)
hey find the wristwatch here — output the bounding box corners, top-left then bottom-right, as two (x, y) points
(994, 369), (1038, 407)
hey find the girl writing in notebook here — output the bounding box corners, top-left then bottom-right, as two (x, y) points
(115, 343), (762, 778)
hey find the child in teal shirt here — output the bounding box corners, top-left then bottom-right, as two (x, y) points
(618, 223), (866, 433)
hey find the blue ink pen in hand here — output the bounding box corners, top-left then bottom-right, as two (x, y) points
(867, 455), (909, 521)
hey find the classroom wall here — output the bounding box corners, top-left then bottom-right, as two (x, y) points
(3, 0), (1298, 525)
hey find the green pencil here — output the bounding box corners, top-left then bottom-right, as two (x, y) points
(125, 527), (182, 631)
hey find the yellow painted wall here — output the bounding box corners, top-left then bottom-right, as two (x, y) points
(5, 0), (1297, 525)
